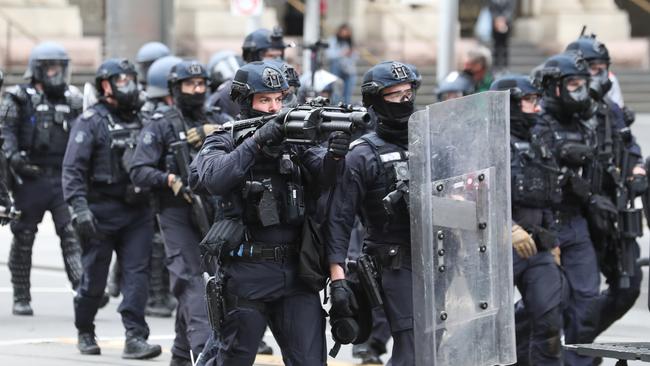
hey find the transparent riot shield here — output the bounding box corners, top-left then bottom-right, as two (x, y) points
(409, 91), (515, 366)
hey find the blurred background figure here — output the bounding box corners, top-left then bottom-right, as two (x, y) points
(326, 24), (358, 104)
(461, 45), (494, 93)
(487, 0), (515, 71)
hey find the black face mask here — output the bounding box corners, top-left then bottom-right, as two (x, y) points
(372, 97), (415, 126)
(111, 79), (141, 114)
(176, 91), (206, 110)
(560, 79), (592, 116)
(42, 73), (67, 98)
(510, 104), (537, 140)
(588, 69), (612, 100)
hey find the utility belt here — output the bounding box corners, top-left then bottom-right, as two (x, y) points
(227, 242), (299, 262)
(88, 182), (150, 206)
(364, 243), (409, 271)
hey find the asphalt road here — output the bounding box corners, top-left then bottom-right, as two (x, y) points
(0, 114), (649, 365)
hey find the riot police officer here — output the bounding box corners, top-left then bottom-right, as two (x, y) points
(435, 70), (475, 102)
(62, 58), (161, 359)
(0, 42), (83, 316)
(491, 75), (567, 366)
(210, 27), (292, 118)
(135, 41), (171, 89)
(327, 61), (420, 366)
(565, 34), (647, 351)
(140, 55), (182, 120)
(190, 60), (345, 366)
(533, 52), (600, 366)
(130, 60), (227, 366)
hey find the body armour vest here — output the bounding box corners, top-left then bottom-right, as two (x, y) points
(354, 132), (410, 246)
(239, 147), (306, 228)
(510, 135), (562, 209)
(86, 104), (144, 199)
(537, 113), (596, 209)
(13, 84), (81, 164)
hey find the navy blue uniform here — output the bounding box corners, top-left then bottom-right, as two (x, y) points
(129, 105), (227, 361)
(62, 102), (153, 338)
(510, 133), (567, 366)
(190, 130), (329, 366)
(327, 132), (413, 366)
(1, 84), (83, 305)
(533, 110), (600, 366)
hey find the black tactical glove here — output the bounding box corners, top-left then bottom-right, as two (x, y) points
(69, 196), (97, 240)
(329, 279), (358, 317)
(10, 151), (41, 178)
(622, 106), (636, 127)
(327, 132), (351, 159)
(253, 119), (284, 147)
(587, 194), (617, 234)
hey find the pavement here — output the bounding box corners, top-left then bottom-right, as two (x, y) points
(0, 114), (650, 365)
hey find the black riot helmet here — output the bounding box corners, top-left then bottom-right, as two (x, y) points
(168, 60), (209, 114)
(95, 58), (141, 114)
(565, 34), (612, 98)
(241, 27), (291, 63)
(490, 75), (541, 138)
(25, 42), (70, 98)
(230, 61), (289, 118)
(361, 61), (420, 125)
(268, 59), (300, 107)
(207, 50), (244, 91)
(532, 52), (592, 118)
(135, 41), (171, 87)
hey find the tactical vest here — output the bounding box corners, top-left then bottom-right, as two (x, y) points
(87, 105), (142, 189)
(239, 148), (306, 228)
(510, 136), (562, 209)
(354, 132), (410, 244)
(13, 85), (80, 162)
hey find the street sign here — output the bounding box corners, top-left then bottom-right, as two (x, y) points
(231, 0), (264, 17)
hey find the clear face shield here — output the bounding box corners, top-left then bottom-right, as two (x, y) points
(35, 59), (70, 96)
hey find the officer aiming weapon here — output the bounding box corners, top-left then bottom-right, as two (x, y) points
(223, 97), (370, 146)
(169, 141), (211, 236)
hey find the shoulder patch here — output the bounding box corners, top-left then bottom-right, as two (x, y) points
(142, 131), (154, 145)
(74, 130), (86, 144)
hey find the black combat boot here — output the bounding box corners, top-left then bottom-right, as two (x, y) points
(77, 332), (101, 355)
(122, 333), (162, 360)
(9, 230), (35, 316)
(12, 300), (33, 316)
